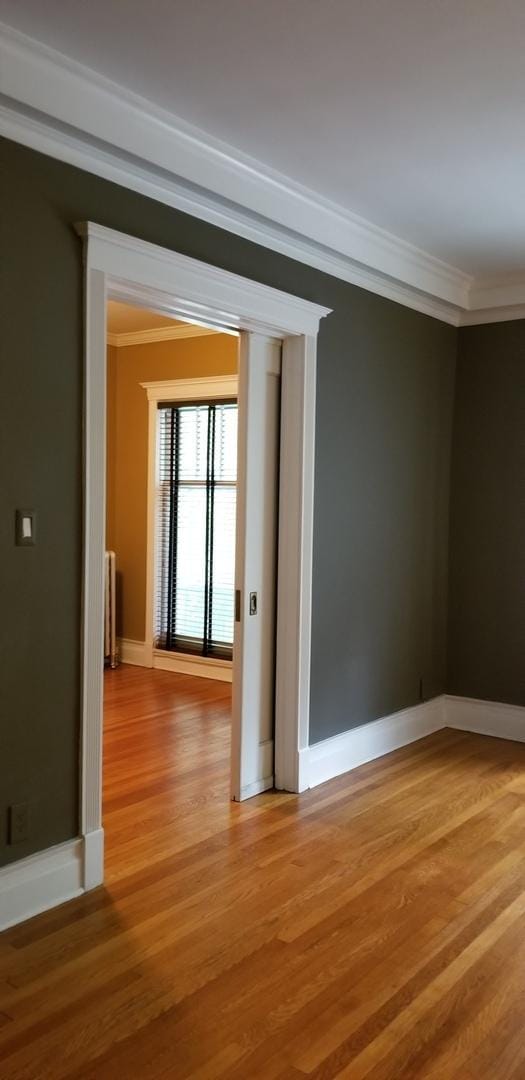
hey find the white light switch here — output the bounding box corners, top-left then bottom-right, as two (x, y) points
(15, 509), (36, 546)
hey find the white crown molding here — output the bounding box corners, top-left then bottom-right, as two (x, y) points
(0, 21), (524, 326)
(468, 274), (525, 312)
(0, 20), (470, 324)
(458, 303), (525, 327)
(458, 274), (525, 325)
(107, 324), (222, 347)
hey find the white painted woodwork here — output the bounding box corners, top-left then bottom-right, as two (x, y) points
(3, 21), (525, 324)
(78, 222), (328, 889)
(274, 334), (318, 791)
(231, 333), (281, 800)
(81, 264), (105, 884)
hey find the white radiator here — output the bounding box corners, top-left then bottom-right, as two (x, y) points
(104, 550), (118, 668)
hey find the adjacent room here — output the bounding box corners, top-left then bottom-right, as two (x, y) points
(104, 301), (239, 884)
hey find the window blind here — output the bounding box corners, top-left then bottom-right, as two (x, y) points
(155, 401), (237, 658)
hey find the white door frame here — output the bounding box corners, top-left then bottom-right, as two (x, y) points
(77, 222), (330, 889)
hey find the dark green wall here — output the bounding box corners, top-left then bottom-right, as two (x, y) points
(311, 299), (456, 736)
(0, 136), (457, 866)
(448, 322), (525, 705)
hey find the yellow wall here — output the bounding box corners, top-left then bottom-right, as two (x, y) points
(106, 334), (238, 642)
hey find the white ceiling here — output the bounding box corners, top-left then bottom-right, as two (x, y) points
(1, 1), (525, 281)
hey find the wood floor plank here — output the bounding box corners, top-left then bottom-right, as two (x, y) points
(1, 665), (525, 1078)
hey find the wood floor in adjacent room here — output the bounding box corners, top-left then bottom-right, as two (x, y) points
(2, 668), (525, 1078)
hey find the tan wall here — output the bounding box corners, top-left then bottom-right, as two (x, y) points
(106, 334), (238, 642)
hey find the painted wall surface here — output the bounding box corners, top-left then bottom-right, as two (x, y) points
(310, 295), (456, 738)
(448, 322), (525, 706)
(106, 335), (238, 642)
(0, 135), (456, 865)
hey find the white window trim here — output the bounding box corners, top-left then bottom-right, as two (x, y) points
(78, 221), (331, 890)
(141, 376), (238, 678)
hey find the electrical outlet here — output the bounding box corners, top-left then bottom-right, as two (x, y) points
(8, 802), (30, 844)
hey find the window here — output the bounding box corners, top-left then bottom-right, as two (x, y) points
(155, 401), (237, 659)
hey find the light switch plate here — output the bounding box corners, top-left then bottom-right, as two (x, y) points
(15, 509), (36, 546)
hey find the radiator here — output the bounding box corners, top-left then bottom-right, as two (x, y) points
(104, 550), (118, 668)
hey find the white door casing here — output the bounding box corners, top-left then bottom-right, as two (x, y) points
(78, 222), (330, 888)
(231, 333), (281, 800)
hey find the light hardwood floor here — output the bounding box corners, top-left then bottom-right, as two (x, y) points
(2, 666), (525, 1078)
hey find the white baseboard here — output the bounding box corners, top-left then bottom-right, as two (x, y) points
(0, 828), (104, 933)
(0, 838), (84, 932)
(445, 695), (525, 742)
(300, 693), (525, 792)
(153, 648), (232, 683)
(118, 638), (151, 667)
(4, 695), (524, 931)
(118, 639), (232, 682)
(301, 696), (445, 791)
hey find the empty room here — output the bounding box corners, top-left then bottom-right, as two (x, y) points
(1, 3), (524, 1078)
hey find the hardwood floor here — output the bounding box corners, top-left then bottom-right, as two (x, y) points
(2, 667), (525, 1078)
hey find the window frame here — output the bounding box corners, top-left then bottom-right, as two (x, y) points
(155, 397), (238, 659)
(142, 376), (239, 677)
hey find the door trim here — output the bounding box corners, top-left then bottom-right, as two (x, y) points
(77, 222), (330, 887)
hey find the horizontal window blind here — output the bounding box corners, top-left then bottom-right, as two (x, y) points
(155, 401), (237, 659)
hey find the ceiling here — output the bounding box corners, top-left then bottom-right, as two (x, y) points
(1, 1), (524, 317)
(107, 301), (182, 335)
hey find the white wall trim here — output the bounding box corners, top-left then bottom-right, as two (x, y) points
(2, 21), (523, 326)
(141, 375), (238, 403)
(118, 638), (232, 681)
(5, 693), (525, 928)
(467, 275), (525, 313)
(83, 828), (104, 892)
(300, 697), (445, 791)
(445, 695), (525, 742)
(153, 649), (232, 683)
(81, 223), (328, 337)
(458, 303), (525, 327)
(8, 20), (519, 326)
(118, 638), (150, 667)
(299, 694), (525, 792)
(78, 220), (328, 895)
(0, 838), (84, 932)
(107, 324), (222, 347)
(2, 22), (525, 327)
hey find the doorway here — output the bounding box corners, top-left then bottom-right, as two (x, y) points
(104, 299), (280, 834)
(78, 222), (329, 891)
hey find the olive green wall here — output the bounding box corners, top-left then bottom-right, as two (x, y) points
(0, 135), (456, 866)
(448, 321), (525, 706)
